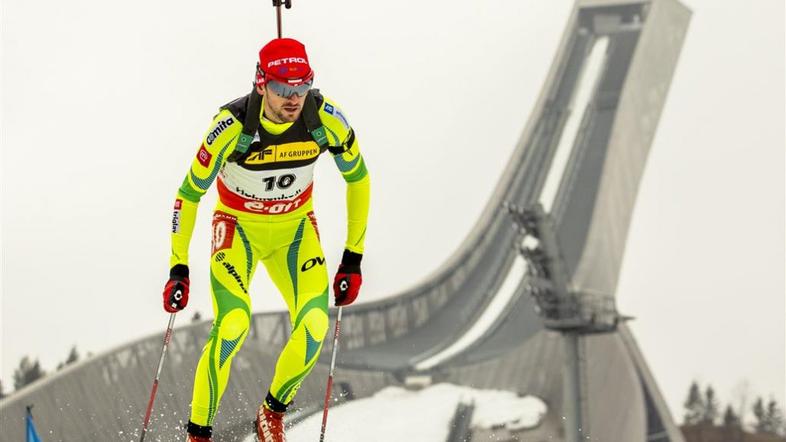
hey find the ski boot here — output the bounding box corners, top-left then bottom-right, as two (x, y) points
(255, 404), (286, 442)
(185, 421), (212, 442)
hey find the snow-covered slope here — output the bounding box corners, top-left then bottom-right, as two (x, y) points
(245, 383), (547, 442)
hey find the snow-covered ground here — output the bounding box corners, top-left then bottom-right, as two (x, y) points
(244, 383), (547, 442)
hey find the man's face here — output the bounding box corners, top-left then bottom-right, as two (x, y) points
(259, 81), (308, 123)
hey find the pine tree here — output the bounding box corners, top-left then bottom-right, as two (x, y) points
(702, 385), (719, 424)
(765, 399), (785, 435)
(57, 346), (80, 371)
(0, 379), (6, 399)
(192, 311), (202, 322)
(12, 356), (46, 390)
(684, 381), (705, 425)
(65, 346), (79, 365)
(730, 380), (751, 425)
(723, 405), (741, 428)
(753, 397), (768, 433)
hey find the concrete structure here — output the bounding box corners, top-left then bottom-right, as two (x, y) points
(0, 0), (691, 440)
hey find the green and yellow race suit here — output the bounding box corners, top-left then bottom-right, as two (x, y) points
(170, 90), (369, 426)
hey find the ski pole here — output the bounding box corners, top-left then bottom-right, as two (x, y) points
(272, 0), (293, 39)
(139, 312), (177, 442)
(319, 306), (343, 441)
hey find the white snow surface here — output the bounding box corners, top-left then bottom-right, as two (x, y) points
(540, 35), (610, 212)
(244, 383), (546, 442)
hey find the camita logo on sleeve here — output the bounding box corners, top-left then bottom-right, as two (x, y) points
(197, 144), (212, 167)
(206, 117), (235, 146)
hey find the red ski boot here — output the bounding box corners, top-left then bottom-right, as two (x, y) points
(186, 435), (211, 442)
(256, 404), (287, 442)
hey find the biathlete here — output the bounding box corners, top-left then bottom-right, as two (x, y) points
(161, 37), (370, 442)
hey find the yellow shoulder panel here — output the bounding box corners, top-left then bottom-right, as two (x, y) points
(318, 96), (353, 147)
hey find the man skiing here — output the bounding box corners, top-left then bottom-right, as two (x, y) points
(162, 37), (370, 442)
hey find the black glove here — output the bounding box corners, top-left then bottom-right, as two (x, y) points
(333, 250), (362, 306)
(162, 264), (190, 313)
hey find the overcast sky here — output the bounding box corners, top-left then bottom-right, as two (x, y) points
(2, 0), (784, 422)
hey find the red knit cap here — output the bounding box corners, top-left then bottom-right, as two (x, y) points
(257, 38), (314, 86)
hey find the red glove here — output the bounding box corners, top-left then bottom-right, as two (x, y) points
(163, 264), (190, 313)
(333, 250), (362, 306)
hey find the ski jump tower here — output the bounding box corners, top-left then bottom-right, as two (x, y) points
(0, 0), (691, 440)
(333, 0), (692, 440)
(503, 0), (691, 439)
